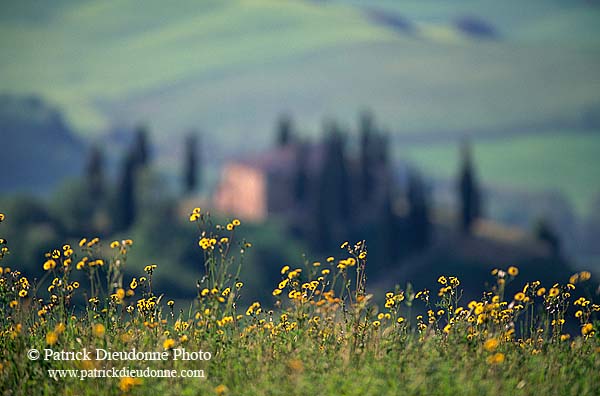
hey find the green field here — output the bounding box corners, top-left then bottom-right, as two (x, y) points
(1, 0), (599, 141)
(335, 0), (600, 45)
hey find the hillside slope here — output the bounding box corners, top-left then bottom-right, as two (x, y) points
(1, 0), (599, 209)
(1, 0), (599, 142)
(0, 95), (85, 193)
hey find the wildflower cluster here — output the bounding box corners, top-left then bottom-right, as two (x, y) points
(0, 211), (599, 395)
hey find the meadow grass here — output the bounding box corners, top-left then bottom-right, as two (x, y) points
(0, 210), (599, 396)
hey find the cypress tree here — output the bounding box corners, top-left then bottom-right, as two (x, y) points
(132, 125), (150, 168)
(275, 114), (293, 148)
(379, 182), (400, 263)
(320, 122), (350, 220)
(85, 144), (105, 202)
(293, 141), (309, 205)
(457, 140), (481, 234)
(113, 152), (136, 232)
(183, 133), (200, 195)
(534, 218), (561, 257)
(407, 170), (430, 249)
(311, 121), (350, 250)
(359, 111), (374, 203)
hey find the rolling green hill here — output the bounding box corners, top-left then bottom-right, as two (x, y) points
(1, 0), (599, 210)
(0, 95), (85, 193)
(1, 0), (599, 138)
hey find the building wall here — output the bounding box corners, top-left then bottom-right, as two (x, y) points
(213, 163), (267, 221)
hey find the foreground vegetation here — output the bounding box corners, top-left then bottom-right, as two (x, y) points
(0, 210), (599, 396)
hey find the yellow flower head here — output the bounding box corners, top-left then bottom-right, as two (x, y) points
(43, 259), (57, 271)
(163, 338), (176, 349)
(487, 352), (505, 365)
(215, 384), (229, 396)
(287, 358), (304, 373)
(92, 323), (105, 338)
(514, 292), (525, 302)
(46, 331), (58, 346)
(119, 377), (142, 392)
(484, 338), (499, 352)
(579, 271), (591, 282)
(507, 266), (519, 276)
(54, 323), (66, 334)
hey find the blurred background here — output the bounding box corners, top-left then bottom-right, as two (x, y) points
(1, 0), (599, 303)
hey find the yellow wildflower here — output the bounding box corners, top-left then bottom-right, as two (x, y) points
(92, 323), (105, 338)
(215, 384), (229, 396)
(484, 338), (499, 352)
(119, 377), (142, 392)
(163, 338), (176, 349)
(487, 352), (505, 365)
(514, 292), (525, 302)
(46, 331), (58, 345)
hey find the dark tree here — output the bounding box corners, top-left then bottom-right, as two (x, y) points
(407, 170), (431, 249)
(293, 141), (309, 205)
(132, 125), (150, 168)
(359, 111), (375, 203)
(534, 218), (561, 257)
(457, 140), (481, 234)
(378, 182), (400, 263)
(85, 144), (105, 202)
(319, 121), (350, 220)
(311, 121), (350, 250)
(373, 131), (390, 167)
(183, 133), (200, 195)
(113, 152), (137, 232)
(275, 114), (293, 148)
